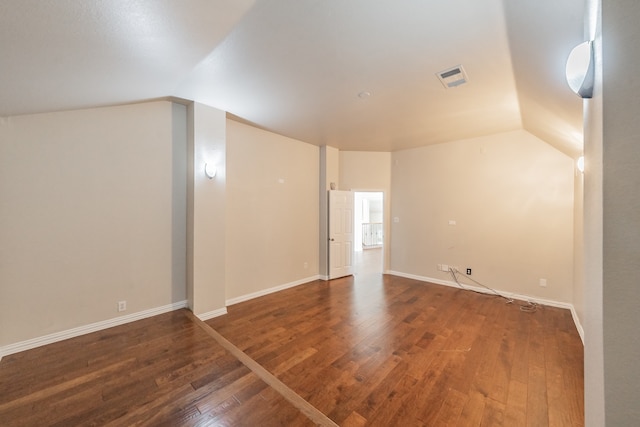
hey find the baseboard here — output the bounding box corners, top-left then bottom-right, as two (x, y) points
(569, 305), (585, 344)
(196, 307), (228, 321)
(0, 300), (188, 360)
(226, 275), (321, 306)
(387, 271), (584, 343)
(0, 272), (586, 363)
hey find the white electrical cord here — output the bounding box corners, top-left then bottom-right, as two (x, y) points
(448, 267), (538, 313)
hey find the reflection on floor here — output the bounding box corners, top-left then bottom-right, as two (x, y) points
(353, 247), (383, 276)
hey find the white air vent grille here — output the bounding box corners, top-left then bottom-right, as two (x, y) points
(436, 65), (468, 89)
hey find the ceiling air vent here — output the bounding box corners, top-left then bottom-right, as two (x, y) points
(436, 65), (468, 89)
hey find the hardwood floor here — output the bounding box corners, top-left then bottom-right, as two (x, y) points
(0, 273), (584, 426)
(207, 275), (584, 426)
(0, 310), (314, 427)
(353, 248), (383, 275)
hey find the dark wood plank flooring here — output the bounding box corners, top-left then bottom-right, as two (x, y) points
(0, 310), (314, 426)
(207, 274), (584, 426)
(0, 272), (584, 426)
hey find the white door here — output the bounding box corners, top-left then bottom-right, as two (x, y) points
(328, 190), (354, 279)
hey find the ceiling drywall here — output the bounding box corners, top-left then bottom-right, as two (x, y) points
(503, 0), (586, 157)
(0, 0), (255, 115)
(0, 0), (585, 156)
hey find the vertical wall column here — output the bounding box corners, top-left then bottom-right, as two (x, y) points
(602, 1), (640, 424)
(583, 1), (604, 425)
(187, 103), (227, 319)
(319, 146), (340, 279)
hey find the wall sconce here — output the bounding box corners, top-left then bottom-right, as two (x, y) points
(577, 156), (585, 173)
(566, 41), (595, 98)
(204, 163), (217, 179)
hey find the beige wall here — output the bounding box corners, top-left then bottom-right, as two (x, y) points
(390, 130), (575, 302)
(339, 151), (391, 193)
(573, 172), (585, 332)
(319, 146), (340, 278)
(339, 151), (392, 271)
(324, 146), (340, 190)
(583, 0), (604, 425)
(225, 120), (319, 301)
(0, 101), (186, 347)
(602, 1), (640, 424)
(187, 103), (227, 317)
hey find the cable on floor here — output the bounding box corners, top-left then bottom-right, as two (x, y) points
(448, 267), (538, 313)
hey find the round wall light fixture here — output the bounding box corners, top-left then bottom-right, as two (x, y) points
(204, 163), (217, 179)
(566, 41), (595, 99)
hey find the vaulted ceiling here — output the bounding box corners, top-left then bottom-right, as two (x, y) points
(0, 0), (585, 156)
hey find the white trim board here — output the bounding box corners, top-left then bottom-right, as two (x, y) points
(226, 275), (321, 306)
(0, 300), (188, 361)
(387, 271), (585, 344)
(196, 307), (228, 321)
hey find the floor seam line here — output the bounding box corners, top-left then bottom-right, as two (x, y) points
(186, 310), (338, 427)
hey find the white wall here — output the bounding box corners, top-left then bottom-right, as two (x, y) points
(0, 101), (187, 347)
(225, 120), (319, 301)
(390, 130), (575, 302)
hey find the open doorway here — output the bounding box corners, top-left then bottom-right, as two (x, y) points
(353, 191), (384, 275)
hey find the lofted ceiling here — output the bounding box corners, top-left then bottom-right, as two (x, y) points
(0, 0), (585, 156)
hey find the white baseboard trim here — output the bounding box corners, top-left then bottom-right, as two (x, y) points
(569, 306), (585, 344)
(0, 300), (188, 360)
(196, 308), (228, 321)
(387, 271), (584, 343)
(226, 275), (321, 306)
(0, 271), (586, 363)
(319, 275), (329, 281)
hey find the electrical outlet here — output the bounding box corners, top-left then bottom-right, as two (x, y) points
(118, 300), (127, 312)
(466, 268), (472, 275)
(441, 264), (449, 272)
(539, 279), (547, 287)
(303, 262), (308, 269)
